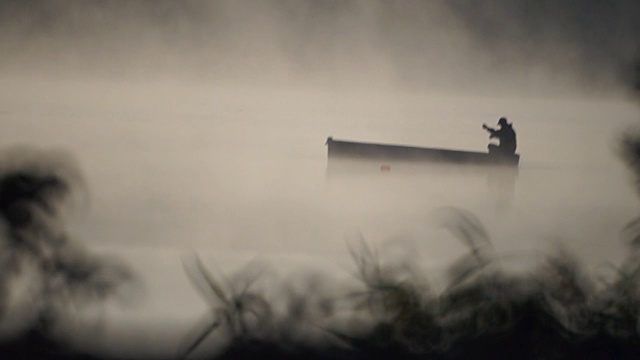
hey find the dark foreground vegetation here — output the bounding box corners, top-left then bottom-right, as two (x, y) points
(177, 211), (640, 360)
(0, 147), (134, 360)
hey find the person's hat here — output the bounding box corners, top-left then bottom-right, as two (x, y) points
(498, 117), (508, 125)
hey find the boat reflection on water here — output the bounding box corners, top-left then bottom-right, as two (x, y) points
(487, 166), (519, 214)
(325, 158), (518, 213)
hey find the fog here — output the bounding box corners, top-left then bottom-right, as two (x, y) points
(1, 1), (640, 358)
(2, 1), (639, 93)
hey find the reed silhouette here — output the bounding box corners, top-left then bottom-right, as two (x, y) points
(175, 201), (640, 360)
(0, 146), (135, 359)
(178, 254), (272, 359)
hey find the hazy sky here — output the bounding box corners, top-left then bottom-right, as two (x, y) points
(1, 0), (639, 95)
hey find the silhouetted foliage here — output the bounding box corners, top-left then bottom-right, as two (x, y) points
(174, 205), (640, 360)
(0, 146), (135, 359)
(179, 254), (271, 359)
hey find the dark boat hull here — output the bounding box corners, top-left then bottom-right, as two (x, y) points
(326, 137), (519, 166)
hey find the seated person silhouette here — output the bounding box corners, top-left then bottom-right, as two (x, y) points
(483, 117), (517, 155)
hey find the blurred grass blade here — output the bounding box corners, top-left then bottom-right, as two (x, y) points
(446, 253), (490, 290)
(347, 237), (380, 283)
(178, 315), (221, 360)
(183, 254), (230, 307)
(436, 207), (493, 259)
(236, 260), (265, 296)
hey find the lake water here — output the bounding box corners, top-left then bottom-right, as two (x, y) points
(1, 78), (639, 356)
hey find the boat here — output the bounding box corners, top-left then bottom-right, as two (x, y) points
(326, 137), (519, 166)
